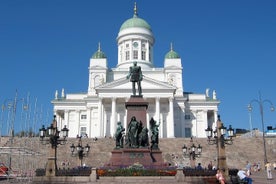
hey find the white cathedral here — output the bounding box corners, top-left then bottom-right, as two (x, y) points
(52, 3), (220, 138)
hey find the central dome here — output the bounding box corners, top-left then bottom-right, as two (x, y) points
(119, 3), (151, 32)
(120, 14), (151, 31)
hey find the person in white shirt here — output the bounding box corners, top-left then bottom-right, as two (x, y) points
(237, 168), (253, 184)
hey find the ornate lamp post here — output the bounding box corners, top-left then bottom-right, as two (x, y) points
(70, 135), (90, 167)
(248, 92), (274, 165)
(182, 143), (202, 167)
(39, 115), (69, 177)
(205, 115), (234, 176)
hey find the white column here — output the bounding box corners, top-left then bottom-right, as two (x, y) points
(87, 107), (92, 137)
(181, 108), (185, 137)
(146, 41), (150, 61)
(111, 98), (117, 137)
(103, 113), (107, 137)
(167, 97), (175, 138)
(155, 97), (160, 122)
(55, 114), (61, 129)
(98, 98), (103, 137)
(213, 110), (218, 130)
(76, 110), (81, 136)
(60, 110), (70, 133)
(192, 110), (198, 138)
(53, 110), (60, 129)
(155, 97), (161, 138)
(160, 114), (163, 138)
(201, 110), (208, 138)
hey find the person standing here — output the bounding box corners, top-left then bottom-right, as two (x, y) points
(208, 161), (213, 170)
(246, 161), (251, 176)
(265, 162), (273, 180)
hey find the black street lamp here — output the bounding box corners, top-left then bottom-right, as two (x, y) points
(182, 143), (202, 160)
(205, 115), (234, 176)
(182, 143), (202, 167)
(39, 115), (69, 176)
(248, 92), (274, 165)
(70, 135), (90, 167)
(205, 123), (234, 148)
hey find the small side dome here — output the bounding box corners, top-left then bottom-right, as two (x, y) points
(92, 43), (106, 59)
(119, 2), (151, 31)
(165, 43), (180, 59)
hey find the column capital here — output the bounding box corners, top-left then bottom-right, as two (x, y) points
(169, 97), (174, 102)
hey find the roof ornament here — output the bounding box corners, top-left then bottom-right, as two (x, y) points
(98, 42), (101, 52)
(170, 42), (174, 51)
(134, 2), (138, 17)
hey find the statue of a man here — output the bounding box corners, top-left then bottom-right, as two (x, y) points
(115, 121), (125, 149)
(150, 117), (160, 150)
(127, 116), (139, 148)
(127, 62), (143, 96)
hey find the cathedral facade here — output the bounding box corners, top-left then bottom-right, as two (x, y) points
(52, 4), (220, 138)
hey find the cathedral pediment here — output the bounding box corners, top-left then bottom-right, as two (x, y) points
(95, 76), (176, 96)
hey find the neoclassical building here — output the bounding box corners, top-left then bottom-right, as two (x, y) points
(52, 3), (220, 138)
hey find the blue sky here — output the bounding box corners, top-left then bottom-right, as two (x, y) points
(0, 0), (276, 135)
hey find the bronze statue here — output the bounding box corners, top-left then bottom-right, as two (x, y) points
(138, 126), (149, 148)
(115, 122), (125, 149)
(127, 116), (139, 148)
(127, 62), (143, 96)
(150, 117), (160, 149)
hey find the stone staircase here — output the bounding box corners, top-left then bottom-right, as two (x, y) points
(0, 136), (275, 175)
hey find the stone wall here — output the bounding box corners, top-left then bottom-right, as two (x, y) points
(0, 136), (275, 175)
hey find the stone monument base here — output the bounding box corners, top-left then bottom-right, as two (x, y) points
(107, 148), (167, 168)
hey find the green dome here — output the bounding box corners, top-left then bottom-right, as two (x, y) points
(92, 43), (106, 59)
(165, 50), (180, 59)
(92, 50), (106, 59)
(120, 15), (151, 31)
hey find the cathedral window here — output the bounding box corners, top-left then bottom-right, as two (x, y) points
(133, 50), (138, 59)
(185, 114), (191, 120)
(81, 114), (87, 119)
(141, 51), (146, 60)
(125, 51), (130, 60)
